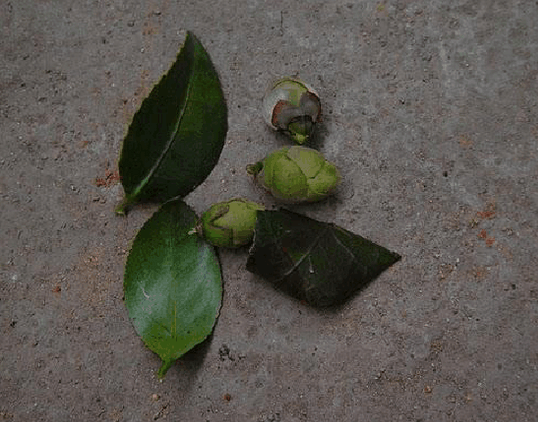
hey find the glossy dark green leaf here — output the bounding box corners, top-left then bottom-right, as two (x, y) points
(117, 31), (228, 213)
(246, 209), (401, 307)
(124, 199), (222, 378)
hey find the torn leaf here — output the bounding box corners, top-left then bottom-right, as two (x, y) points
(246, 209), (401, 307)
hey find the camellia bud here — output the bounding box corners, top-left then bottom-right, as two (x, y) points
(262, 78), (321, 144)
(247, 146), (341, 203)
(195, 198), (265, 248)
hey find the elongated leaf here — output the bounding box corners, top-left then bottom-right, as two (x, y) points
(118, 31), (228, 212)
(124, 199), (222, 378)
(246, 209), (401, 307)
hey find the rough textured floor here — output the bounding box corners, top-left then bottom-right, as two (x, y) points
(1, 1), (537, 421)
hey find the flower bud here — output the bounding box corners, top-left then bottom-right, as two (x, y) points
(196, 198), (265, 248)
(247, 146), (340, 203)
(262, 78), (321, 144)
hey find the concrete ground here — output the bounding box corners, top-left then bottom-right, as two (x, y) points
(1, 0), (537, 421)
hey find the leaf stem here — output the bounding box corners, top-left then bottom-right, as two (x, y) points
(157, 359), (174, 379)
(115, 196), (134, 216)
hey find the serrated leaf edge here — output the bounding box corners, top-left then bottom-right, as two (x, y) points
(124, 32), (197, 204)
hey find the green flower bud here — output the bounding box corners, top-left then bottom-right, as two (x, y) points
(262, 78), (322, 144)
(247, 146), (341, 203)
(196, 198), (265, 248)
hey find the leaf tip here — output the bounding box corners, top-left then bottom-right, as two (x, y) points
(386, 249), (402, 266)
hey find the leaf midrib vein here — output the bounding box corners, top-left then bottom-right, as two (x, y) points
(280, 225), (329, 280)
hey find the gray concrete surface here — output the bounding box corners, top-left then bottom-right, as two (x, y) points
(1, 0), (537, 421)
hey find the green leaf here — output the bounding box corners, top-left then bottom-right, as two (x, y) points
(124, 199), (222, 378)
(117, 31), (228, 213)
(246, 209), (401, 307)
